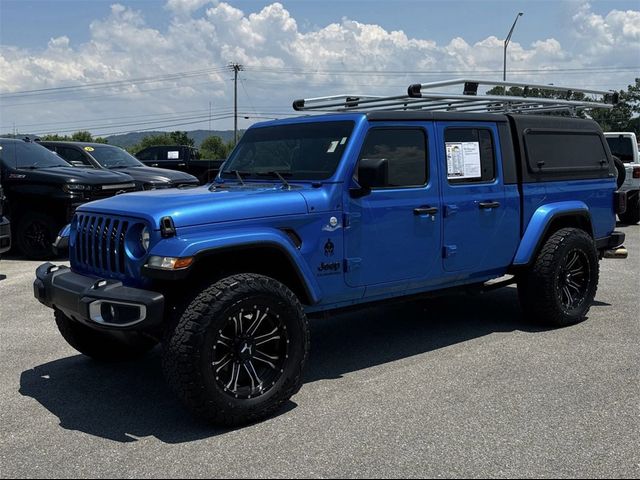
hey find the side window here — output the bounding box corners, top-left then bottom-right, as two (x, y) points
(445, 128), (495, 184)
(358, 128), (427, 188)
(56, 147), (89, 165)
(136, 148), (156, 161)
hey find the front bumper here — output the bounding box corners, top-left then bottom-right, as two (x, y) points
(34, 263), (164, 331)
(0, 216), (10, 254)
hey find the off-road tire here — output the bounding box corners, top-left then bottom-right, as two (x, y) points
(16, 212), (57, 260)
(613, 156), (625, 189)
(518, 228), (599, 327)
(162, 273), (310, 426)
(619, 194), (640, 225)
(55, 310), (157, 361)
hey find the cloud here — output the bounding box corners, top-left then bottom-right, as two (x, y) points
(0, 1), (637, 135)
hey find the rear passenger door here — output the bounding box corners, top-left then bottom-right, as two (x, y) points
(436, 123), (514, 273)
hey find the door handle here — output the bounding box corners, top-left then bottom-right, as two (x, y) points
(479, 201), (501, 209)
(414, 206), (439, 216)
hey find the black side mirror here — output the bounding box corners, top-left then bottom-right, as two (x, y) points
(350, 158), (388, 198)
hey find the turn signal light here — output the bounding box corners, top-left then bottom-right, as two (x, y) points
(147, 256), (194, 270)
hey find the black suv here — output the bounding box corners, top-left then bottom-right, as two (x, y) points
(0, 138), (136, 259)
(0, 170), (10, 258)
(40, 142), (199, 191)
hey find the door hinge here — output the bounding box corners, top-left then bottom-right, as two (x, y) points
(344, 257), (362, 272)
(343, 212), (361, 228)
(443, 245), (457, 258)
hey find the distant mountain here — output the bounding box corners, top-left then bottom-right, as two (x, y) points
(106, 129), (237, 148)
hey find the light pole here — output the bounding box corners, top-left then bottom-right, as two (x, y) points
(503, 12), (524, 81)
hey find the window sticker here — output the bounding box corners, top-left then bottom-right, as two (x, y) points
(167, 150), (180, 159)
(446, 141), (481, 179)
(84, 146), (95, 152)
(327, 140), (340, 153)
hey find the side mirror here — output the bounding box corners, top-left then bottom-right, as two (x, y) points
(350, 158), (388, 198)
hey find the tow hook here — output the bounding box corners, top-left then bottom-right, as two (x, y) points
(603, 246), (628, 259)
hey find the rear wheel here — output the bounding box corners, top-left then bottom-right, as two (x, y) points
(16, 212), (57, 260)
(55, 310), (158, 361)
(619, 193), (640, 225)
(518, 228), (599, 327)
(162, 273), (309, 426)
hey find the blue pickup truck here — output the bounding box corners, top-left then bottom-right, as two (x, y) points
(34, 80), (627, 426)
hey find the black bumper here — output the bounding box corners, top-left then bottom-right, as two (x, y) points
(0, 216), (10, 254)
(34, 263), (165, 331)
(595, 231), (625, 250)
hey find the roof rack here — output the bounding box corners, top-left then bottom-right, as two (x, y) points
(292, 78), (618, 115)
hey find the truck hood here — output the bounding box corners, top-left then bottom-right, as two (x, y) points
(110, 166), (199, 186)
(77, 183), (309, 228)
(15, 166), (135, 185)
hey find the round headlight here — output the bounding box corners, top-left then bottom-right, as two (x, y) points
(140, 226), (150, 251)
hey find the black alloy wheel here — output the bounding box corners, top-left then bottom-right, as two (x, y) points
(556, 249), (591, 312)
(211, 300), (289, 400)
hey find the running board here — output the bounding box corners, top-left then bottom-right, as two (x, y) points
(482, 275), (517, 292)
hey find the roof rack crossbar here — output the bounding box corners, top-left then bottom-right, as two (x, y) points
(292, 78), (616, 115)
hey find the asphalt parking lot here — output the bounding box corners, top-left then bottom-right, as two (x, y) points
(0, 224), (638, 478)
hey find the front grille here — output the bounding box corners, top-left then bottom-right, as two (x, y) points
(73, 214), (132, 276)
(88, 184), (136, 201)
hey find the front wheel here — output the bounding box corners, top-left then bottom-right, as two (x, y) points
(518, 228), (599, 327)
(162, 273), (310, 426)
(16, 212), (58, 260)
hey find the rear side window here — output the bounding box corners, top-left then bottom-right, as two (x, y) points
(444, 128), (495, 184)
(524, 130), (609, 174)
(358, 128), (427, 188)
(606, 136), (634, 163)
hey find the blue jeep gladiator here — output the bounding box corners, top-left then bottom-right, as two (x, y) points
(34, 79), (627, 426)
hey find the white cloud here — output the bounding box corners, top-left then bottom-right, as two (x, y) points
(0, 1), (637, 135)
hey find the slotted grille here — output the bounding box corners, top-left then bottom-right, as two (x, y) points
(73, 214), (131, 276)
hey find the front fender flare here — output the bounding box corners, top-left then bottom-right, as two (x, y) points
(512, 201), (591, 266)
(148, 227), (322, 304)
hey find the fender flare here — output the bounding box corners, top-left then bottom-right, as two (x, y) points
(148, 228), (322, 304)
(512, 201), (592, 266)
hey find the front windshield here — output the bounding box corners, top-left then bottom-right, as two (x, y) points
(13, 142), (69, 169)
(89, 145), (143, 168)
(221, 121), (354, 181)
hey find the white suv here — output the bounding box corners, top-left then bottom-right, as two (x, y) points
(605, 132), (640, 224)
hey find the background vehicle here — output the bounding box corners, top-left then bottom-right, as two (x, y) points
(604, 132), (640, 224)
(34, 79), (626, 426)
(135, 145), (225, 184)
(0, 170), (10, 257)
(0, 138), (136, 259)
(40, 141), (200, 191)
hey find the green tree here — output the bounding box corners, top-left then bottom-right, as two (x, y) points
(200, 135), (229, 159)
(130, 131), (195, 154)
(40, 131), (108, 143)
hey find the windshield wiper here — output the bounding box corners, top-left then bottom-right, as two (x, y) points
(257, 171), (292, 190)
(234, 170), (246, 186)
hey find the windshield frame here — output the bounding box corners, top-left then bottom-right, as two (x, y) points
(220, 120), (356, 183)
(87, 145), (145, 169)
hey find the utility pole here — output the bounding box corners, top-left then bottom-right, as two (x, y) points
(228, 63), (244, 145)
(209, 101), (212, 132)
(503, 12), (524, 81)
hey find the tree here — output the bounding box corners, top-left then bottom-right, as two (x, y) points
(129, 131), (195, 154)
(39, 131), (108, 143)
(200, 135), (229, 159)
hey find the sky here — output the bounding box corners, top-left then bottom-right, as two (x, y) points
(0, 0), (638, 136)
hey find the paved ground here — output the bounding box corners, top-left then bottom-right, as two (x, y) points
(0, 224), (638, 478)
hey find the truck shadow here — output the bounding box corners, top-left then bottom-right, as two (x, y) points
(19, 286), (562, 444)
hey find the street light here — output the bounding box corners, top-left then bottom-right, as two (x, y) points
(503, 12), (524, 81)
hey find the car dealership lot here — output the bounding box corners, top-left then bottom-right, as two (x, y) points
(1, 224), (638, 479)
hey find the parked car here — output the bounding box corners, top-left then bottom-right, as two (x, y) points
(604, 132), (640, 224)
(135, 145), (224, 184)
(34, 80), (627, 427)
(0, 170), (10, 258)
(40, 141), (200, 191)
(0, 138), (136, 259)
